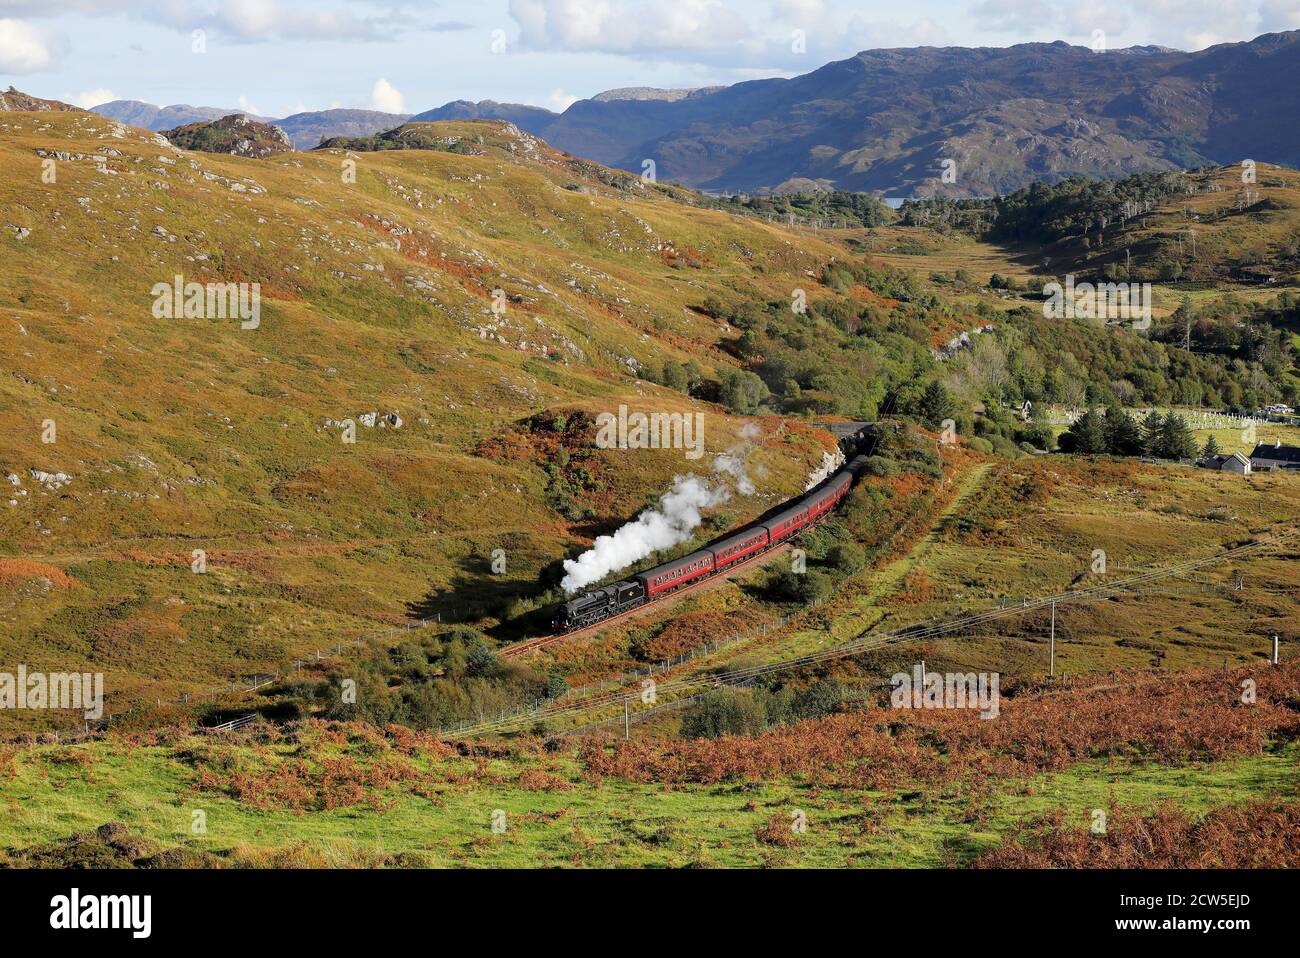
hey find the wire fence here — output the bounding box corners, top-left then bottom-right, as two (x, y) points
(440, 524), (1296, 739)
(436, 602), (828, 736)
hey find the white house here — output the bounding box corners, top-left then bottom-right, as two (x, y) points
(1201, 452), (1252, 474)
(1250, 441), (1300, 471)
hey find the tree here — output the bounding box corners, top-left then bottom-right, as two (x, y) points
(680, 688), (768, 739)
(1172, 298), (1196, 351)
(828, 543), (867, 575)
(770, 569), (832, 604)
(1104, 406), (1143, 456)
(1201, 434), (1222, 460)
(1140, 411), (1165, 455)
(544, 672), (569, 700)
(790, 679), (846, 720)
(682, 359), (705, 393)
(917, 380), (956, 429)
(464, 639), (501, 679)
(661, 359), (689, 392)
(1064, 408), (1107, 454)
(1156, 414), (1197, 460)
(720, 369), (770, 414)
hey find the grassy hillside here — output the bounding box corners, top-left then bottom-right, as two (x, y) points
(2, 112), (1298, 734)
(1, 661), (1296, 868)
(0, 111), (860, 723)
(878, 164), (1300, 292)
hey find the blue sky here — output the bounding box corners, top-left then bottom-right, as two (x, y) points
(2, 0), (1298, 117)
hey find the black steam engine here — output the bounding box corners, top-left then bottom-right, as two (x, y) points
(553, 455), (868, 633)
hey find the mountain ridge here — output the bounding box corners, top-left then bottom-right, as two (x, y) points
(76, 29), (1300, 197)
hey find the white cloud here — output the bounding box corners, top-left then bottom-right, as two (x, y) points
(223, 0), (280, 37)
(547, 87), (579, 111)
(1138, 0), (1259, 49)
(509, 0), (761, 58)
(1063, 2), (1131, 39)
(1258, 0), (1300, 30)
(773, 0), (830, 24)
(0, 18), (66, 73)
(969, 0), (1056, 35)
(369, 77), (404, 113)
(215, 0), (393, 41)
(506, 0), (957, 69)
(845, 16), (950, 49)
(0, 1), (426, 43)
(62, 87), (115, 107)
(237, 94), (262, 115)
(967, 0), (1271, 49)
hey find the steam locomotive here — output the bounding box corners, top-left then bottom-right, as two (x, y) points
(554, 455), (869, 633)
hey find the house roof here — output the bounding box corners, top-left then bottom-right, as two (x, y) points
(1250, 443), (1300, 463)
(1208, 453), (1251, 468)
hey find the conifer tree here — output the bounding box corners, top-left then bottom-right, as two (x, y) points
(1157, 414), (1197, 460)
(1104, 406), (1143, 456)
(1140, 410), (1165, 455)
(1066, 408), (1108, 454)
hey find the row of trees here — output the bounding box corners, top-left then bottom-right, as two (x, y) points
(899, 170), (1188, 245)
(709, 189), (893, 229)
(1059, 408), (1200, 460)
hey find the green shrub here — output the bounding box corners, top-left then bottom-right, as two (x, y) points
(680, 688), (768, 739)
(828, 543), (867, 575)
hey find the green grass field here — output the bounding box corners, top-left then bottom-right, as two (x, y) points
(3, 725), (1295, 868)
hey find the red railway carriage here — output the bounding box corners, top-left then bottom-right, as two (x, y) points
(763, 502), (814, 542)
(555, 454), (872, 632)
(710, 527), (770, 570)
(636, 549), (715, 598)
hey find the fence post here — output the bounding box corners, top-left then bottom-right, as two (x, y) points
(1049, 599), (1056, 678)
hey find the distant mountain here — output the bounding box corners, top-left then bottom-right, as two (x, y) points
(93, 100), (260, 129)
(75, 30), (1300, 195)
(163, 114), (293, 159)
(411, 32), (1300, 199)
(408, 99), (556, 128)
(0, 87), (81, 113)
(91, 101), (406, 150)
(273, 109), (411, 149)
(590, 87), (724, 103)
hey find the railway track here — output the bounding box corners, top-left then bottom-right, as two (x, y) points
(452, 523), (1300, 738)
(498, 532), (807, 661)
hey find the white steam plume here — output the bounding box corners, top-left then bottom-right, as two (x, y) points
(561, 475), (730, 594)
(712, 453), (754, 495)
(561, 425), (764, 595)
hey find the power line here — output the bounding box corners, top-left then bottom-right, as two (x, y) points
(445, 524), (1297, 737)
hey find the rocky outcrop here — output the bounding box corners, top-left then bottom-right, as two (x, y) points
(163, 114), (294, 159)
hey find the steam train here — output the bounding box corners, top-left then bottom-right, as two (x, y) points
(554, 455), (869, 633)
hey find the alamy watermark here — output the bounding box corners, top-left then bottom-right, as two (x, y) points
(1, 665), (103, 720)
(1043, 274), (1151, 329)
(890, 663), (1000, 719)
(151, 275), (260, 329)
(50, 888), (151, 938)
(595, 404), (704, 460)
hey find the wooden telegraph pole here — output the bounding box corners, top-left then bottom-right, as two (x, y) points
(1049, 600), (1056, 679)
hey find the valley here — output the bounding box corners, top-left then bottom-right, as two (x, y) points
(1, 90), (1298, 874)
